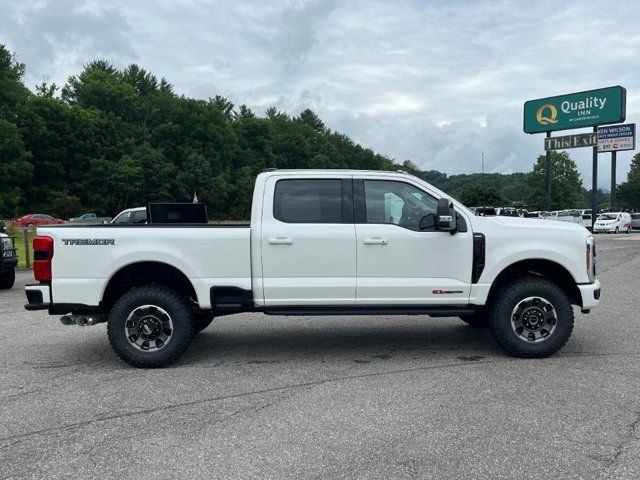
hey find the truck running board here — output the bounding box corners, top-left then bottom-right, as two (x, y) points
(263, 306), (477, 317)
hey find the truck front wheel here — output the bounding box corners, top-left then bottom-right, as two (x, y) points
(489, 277), (574, 358)
(0, 269), (15, 289)
(107, 285), (195, 368)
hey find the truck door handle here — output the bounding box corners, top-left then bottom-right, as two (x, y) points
(363, 237), (388, 245)
(268, 237), (293, 245)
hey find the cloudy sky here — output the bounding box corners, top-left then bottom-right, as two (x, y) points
(1, 0), (639, 188)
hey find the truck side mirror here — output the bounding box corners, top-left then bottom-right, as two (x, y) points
(436, 198), (457, 233)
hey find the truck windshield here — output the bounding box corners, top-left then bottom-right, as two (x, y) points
(112, 212), (132, 224)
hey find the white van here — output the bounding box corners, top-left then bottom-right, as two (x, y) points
(593, 212), (632, 234)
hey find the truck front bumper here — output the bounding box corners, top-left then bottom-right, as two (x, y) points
(0, 256), (18, 272)
(593, 225), (615, 233)
(578, 279), (601, 311)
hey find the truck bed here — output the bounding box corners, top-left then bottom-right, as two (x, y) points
(37, 224), (251, 308)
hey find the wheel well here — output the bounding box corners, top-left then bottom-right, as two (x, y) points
(487, 259), (582, 307)
(101, 262), (197, 309)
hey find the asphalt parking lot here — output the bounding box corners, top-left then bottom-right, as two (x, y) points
(1, 234), (639, 480)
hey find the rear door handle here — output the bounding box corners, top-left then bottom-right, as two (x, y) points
(363, 237), (388, 245)
(268, 237), (293, 245)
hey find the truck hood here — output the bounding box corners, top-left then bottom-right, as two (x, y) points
(472, 215), (589, 237)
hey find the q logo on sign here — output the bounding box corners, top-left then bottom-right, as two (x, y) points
(536, 104), (558, 125)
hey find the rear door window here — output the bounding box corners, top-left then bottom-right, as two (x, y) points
(274, 179), (343, 223)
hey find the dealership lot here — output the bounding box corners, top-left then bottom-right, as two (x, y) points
(1, 234), (639, 479)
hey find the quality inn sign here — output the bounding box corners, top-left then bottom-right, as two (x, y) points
(524, 86), (626, 134)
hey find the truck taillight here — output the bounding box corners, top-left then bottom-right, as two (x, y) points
(33, 236), (54, 281)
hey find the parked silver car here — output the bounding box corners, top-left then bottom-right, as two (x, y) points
(631, 213), (640, 230)
(69, 213), (112, 224)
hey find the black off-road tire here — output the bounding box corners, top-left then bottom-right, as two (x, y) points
(459, 309), (489, 327)
(0, 269), (15, 289)
(107, 285), (195, 368)
(489, 277), (574, 358)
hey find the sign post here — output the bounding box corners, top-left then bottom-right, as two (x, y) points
(545, 132), (551, 211)
(524, 86), (626, 221)
(597, 123), (636, 211)
(611, 151), (616, 210)
(592, 127), (598, 229)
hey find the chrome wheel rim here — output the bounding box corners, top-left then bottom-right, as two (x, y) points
(511, 296), (557, 343)
(125, 305), (173, 352)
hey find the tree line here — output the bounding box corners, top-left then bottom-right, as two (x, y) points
(1, 44), (638, 220)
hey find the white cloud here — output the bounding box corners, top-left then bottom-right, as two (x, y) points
(1, 0), (639, 188)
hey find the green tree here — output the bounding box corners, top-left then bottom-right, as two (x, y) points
(211, 95), (234, 121)
(177, 152), (214, 201)
(82, 155), (143, 213)
(132, 143), (176, 202)
(62, 60), (136, 116)
(0, 45), (29, 120)
(618, 153), (640, 210)
(459, 184), (504, 207)
(525, 151), (583, 210)
(0, 120), (33, 216)
(298, 109), (326, 134)
(580, 188), (609, 210)
(421, 169), (448, 187)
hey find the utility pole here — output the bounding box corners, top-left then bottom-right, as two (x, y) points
(545, 132), (552, 211)
(592, 126), (598, 229)
(610, 150), (617, 211)
(481, 152), (485, 213)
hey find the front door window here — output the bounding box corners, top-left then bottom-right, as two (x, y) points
(363, 180), (437, 231)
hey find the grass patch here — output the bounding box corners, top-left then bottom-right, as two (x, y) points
(5, 227), (35, 269)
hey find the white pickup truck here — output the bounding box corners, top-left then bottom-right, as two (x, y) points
(24, 170), (601, 367)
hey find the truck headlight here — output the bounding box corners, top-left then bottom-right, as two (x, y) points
(586, 236), (596, 282)
(1, 237), (13, 256)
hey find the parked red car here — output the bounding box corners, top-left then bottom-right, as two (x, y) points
(12, 214), (65, 227)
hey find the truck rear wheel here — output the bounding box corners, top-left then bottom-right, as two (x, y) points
(0, 269), (15, 289)
(107, 285), (195, 368)
(488, 277), (574, 358)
